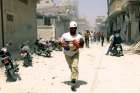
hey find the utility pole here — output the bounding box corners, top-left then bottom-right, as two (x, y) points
(106, 0), (110, 41)
(0, 0), (4, 47)
(107, 0), (109, 16)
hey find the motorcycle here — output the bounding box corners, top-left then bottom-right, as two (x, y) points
(20, 43), (32, 67)
(34, 40), (52, 57)
(46, 43), (53, 57)
(0, 46), (20, 81)
(53, 41), (62, 51)
(110, 44), (123, 57)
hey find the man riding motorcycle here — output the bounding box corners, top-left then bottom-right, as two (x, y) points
(112, 32), (123, 56)
(106, 31), (123, 56)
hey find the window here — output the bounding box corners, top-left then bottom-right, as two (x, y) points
(44, 17), (51, 26)
(7, 14), (14, 22)
(37, 15), (43, 19)
(123, 14), (125, 22)
(19, 0), (28, 4)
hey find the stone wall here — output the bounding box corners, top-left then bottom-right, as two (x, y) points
(37, 26), (55, 40)
(0, 1), (2, 48)
(0, 0), (37, 51)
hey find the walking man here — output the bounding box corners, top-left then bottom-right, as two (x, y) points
(84, 30), (90, 48)
(101, 32), (104, 46)
(59, 21), (84, 91)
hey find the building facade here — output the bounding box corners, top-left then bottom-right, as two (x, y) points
(95, 16), (106, 33)
(107, 0), (140, 43)
(0, 0), (2, 48)
(37, 0), (79, 40)
(0, 0), (37, 51)
(76, 16), (91, 34)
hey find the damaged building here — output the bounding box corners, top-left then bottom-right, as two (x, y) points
(107, 0), (140, 44)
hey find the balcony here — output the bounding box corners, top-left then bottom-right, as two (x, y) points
(123, 0), (140, 3)
(108, 0), (124, 18)
(123, 0), (140, 8)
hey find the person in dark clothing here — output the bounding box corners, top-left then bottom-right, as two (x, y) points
(84, 30), (90, 48)
(101, 33), (104, 46)
(106, 30), (123, 55)
(113, 32), (123, 54)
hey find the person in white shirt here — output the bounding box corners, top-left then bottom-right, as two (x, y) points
(106, 33), (115, 55)
(59, 21), (84, 91)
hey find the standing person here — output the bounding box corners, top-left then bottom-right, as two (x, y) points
(96, 32), (100, 42)
(101, 32), (104, 46)
(59, 21), (84, 91)
(90, 31), (94, 43)
(84, 30), (90, 48)
(93, 32), (96, 42)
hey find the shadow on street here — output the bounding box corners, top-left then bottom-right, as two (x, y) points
(62, 80), (87, 88)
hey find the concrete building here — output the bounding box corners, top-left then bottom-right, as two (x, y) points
(0, 0), (37, 51)
(76, 16), (91, 34)
(37, 0), (56, 40)
(37, 0), (79, 40)
(95, 16), (106, 33)
(107, 0), (140, 43)
(0, 0), (3, 48)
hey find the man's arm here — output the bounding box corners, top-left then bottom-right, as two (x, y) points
(59, 34), (66, 47)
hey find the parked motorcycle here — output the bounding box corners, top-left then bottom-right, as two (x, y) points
(52, 41), (62, 51)
(34, 40), (52, 57)
(0, 45), (20, 81)
(20, 42), (32, 67)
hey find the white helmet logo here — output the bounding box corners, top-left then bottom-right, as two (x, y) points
(70, 21), (77, 28)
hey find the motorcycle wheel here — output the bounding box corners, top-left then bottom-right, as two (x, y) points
(45, 52), (51, 57)
(23, 56), (32, 67)
(34, 47), (42, 55)
(7, 69), (17, 81)
(37, 50), (42, 55)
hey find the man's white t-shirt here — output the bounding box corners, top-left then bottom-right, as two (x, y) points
(110, 35), (114, 42)
(61, 32), (83, 56)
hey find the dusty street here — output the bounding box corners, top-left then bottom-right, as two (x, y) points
(0, 42), (140, 93)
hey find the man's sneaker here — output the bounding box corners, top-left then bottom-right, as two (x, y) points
(71, 79), (76, 84)
(71, 79), (77, 91)
(71, 85), (76, 91)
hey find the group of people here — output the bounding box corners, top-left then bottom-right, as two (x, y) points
(0, 20), (123, 91)
(82, 30), (105, 48)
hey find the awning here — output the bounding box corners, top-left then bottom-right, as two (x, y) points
(106, 9), (125, 21)
(122, 0), (140, 9)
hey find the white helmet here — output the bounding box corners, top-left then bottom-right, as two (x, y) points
(69, 21), (77, 28)
(1, 47), (7, 52)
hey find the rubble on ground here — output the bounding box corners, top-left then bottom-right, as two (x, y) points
(129, 41), (140, 53)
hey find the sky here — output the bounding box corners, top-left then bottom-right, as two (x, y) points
(78, 0), (107, 25)
(53, 0), (107, 25)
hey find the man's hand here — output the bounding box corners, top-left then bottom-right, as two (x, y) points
(59, 39), (66, 47)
